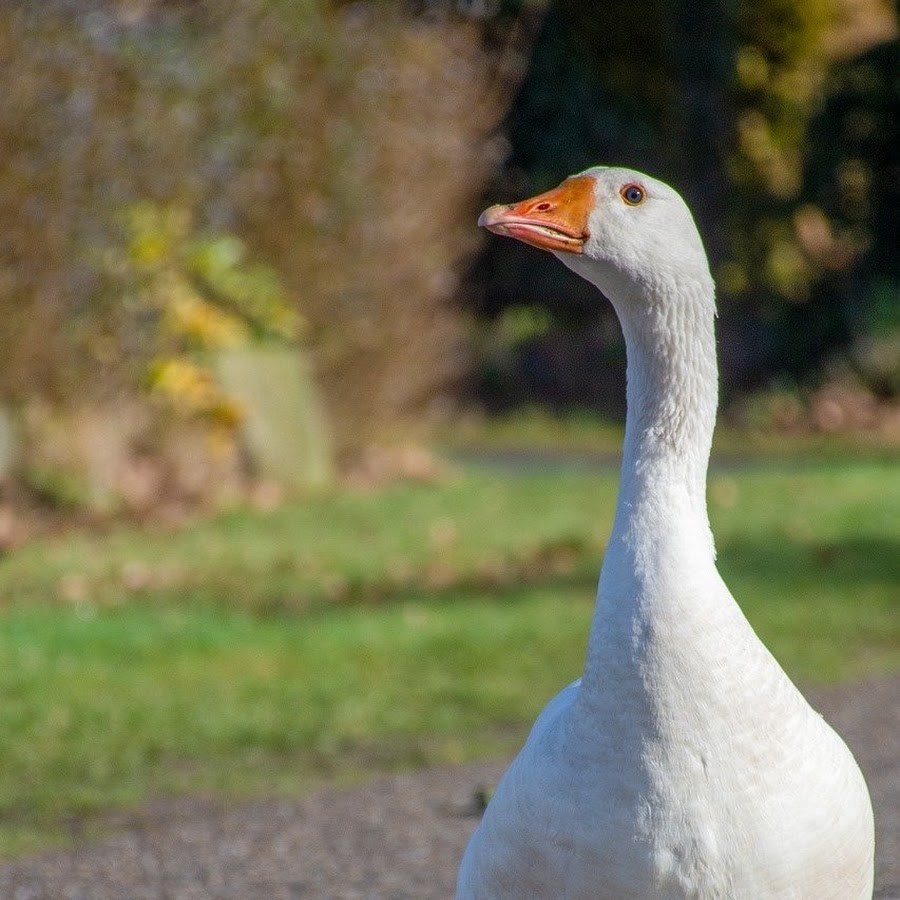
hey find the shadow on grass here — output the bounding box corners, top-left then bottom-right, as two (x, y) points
(717, 535), (900, 591)
(256, 533), (899, 622)
(259, 560), (600, 619)
(25, 530), (893, 623)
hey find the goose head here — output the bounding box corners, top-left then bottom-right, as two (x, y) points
(479, 167), (713, 310)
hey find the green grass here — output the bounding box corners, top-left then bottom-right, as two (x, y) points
(0, 458), (897, 857)
(442, 406), (900, 462)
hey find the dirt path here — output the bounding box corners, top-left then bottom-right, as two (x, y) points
(1, 677), (896, 899)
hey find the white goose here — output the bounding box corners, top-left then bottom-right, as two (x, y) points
(457, 168), (874, 899)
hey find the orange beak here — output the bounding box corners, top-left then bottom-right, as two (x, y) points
(478, 175), (595, 254)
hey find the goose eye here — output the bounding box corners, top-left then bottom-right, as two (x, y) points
(621, 184), (645, 206)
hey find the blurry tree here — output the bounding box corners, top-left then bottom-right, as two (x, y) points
(721, 0), (842, 387)
(796, 30), (898, 396)
(98, 201), (301, 436)
(720, 0), (897, 395)
(0, 0), (504, 508)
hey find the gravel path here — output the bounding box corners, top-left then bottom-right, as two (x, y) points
(1, 677), (896, 900)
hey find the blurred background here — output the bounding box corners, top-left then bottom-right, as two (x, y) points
(0, 0), (897, 876)
(0, 0), (896, 521)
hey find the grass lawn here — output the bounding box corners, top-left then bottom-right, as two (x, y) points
(0, 454), (898, 857)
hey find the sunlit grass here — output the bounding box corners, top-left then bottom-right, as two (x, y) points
(0, 457), (897, 857)
(0, 468), (616, 611)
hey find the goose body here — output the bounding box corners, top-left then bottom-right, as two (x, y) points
(456, 168), (874, 899)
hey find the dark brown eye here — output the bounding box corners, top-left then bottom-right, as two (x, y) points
(621, 184), (645, 206)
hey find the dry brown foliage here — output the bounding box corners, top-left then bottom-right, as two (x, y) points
(0, 1), (506, 507)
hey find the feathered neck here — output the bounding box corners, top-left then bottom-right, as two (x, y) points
(577, 266), (720, 705)
(616, 276), (718, 516)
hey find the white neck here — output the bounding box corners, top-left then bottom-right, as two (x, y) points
(616, 277), (718, 518)
(577, 270), (720, 706)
